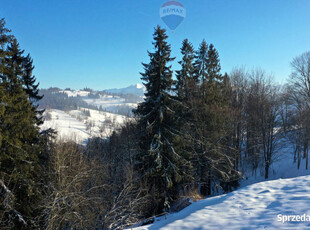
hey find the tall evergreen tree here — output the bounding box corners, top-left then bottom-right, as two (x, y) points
(193, 39), (208, 96)
(175, 39), (196, 99)
(173, 39), (199, 194)
(0, 19), (13, 69)
(0, 33), (44, 228)
(22, 53), (44, 125)
(206, 44), (222, 83)
(134, 26), (187, 214)
(191, 40), (239, 195)
(22, 54), (42, 100)
(0, 18), (11, 150)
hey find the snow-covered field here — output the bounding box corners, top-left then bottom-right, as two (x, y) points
(241, 152), (310, 189)
(41, 108), (128, 143)
(61, 90), (140, 113)
(40, 85), (144, 143)
(82, 95), (138, 111)
(62, 84), (144, 112)
(135, 175), (310, 230)
(61, 90), (91, 97)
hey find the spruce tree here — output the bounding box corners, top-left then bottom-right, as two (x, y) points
(22, 54), (44, 125)
(134, 26), (186, 214)
(173, 39), (198, 191)
(191, 40), (239, 195)
(0, 85), (4, 147)
(0, 19), (12, 69)
(175, 39), (196, 99)
(194, 39), (208, 96)
(0, 18), (11, 150)
(206, 44), (222, 83)
(0, 35), (43, 228)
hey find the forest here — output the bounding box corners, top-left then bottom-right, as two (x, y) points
(1, 18), (310, 229)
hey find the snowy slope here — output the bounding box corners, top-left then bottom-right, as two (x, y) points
(240, 145), (310, 188)
(39, 85), (144, 143)
(41, 109), (89, 143)
(135, 175), (310, 230)
(41, 108), (128, 144)
(82, 94), (138, 112)
(60, 88), (142, 114)
(61, 90), (90, 97)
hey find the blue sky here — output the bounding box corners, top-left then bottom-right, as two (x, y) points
(0, 0), (309, 90)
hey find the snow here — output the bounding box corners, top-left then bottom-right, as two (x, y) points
(39, 87), (310, 229)
(41, 109), (89, 143)
(135, 175), (310, 230)
(39, 85), (144, 143)
(60, 84), (145, 99)
(62, 89), (141, 114)
(132, 139), (310, 229)
(61, 90), (90, 97)
(240, 144), (310, 188)
(82, 95), (137, 111)
(41, 108), (128, 144)
(136, 83), (144, 89)
(105, 84), (146, 96)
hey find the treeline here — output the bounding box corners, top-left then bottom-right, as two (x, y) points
(98, 26), (310, 222)
(1, 19), (310, 229)
(38, 88), (98, 111)
(39, 88), (142, 116)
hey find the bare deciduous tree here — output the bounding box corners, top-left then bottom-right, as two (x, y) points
(244, 70), (282, 179)
(285, 52), (310, 169)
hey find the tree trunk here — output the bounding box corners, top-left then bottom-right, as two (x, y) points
(306, 143), (309, 170)
(297, 147), (301, 170)
(265, 162), (269, 179)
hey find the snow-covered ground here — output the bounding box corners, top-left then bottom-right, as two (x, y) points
(40, 84), (145, 143)
(133, 141), (310, 230)
(82, 94), (138, 111)
(40, 86), (310, 229)
(41, 108), (128, 144)
(60, 87), (142, 114)
(61, 90), (91, 97)
(135, 175), (310, 230)
(240, 147), (310, 188)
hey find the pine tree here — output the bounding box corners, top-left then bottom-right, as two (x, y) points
(194, 39), (208, 96)
(191, 40), (239, 195)
(22, 54), (44, 125)
(206, 44), (222, 83)
(0, 35), (44, 228)
(173, 39), (198, 193)
(0, 18), (11, 151)
(0, 19), (13, 71)
(175, 39), (196, 99)
(0, 85), (4, 147)
(134, 26), (187, 214)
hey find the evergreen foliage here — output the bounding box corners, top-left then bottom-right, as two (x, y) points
(134, 26), (188, 213)
(22, 53), (44, 125)
(1, 16), (309, 228)
(194, 39), (208, 87)
(175, 39), (196, 100)
(0, 18), (45, 229)
(187, 40), (240, 196)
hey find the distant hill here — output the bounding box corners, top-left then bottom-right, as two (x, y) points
(38, 84), (144, 116)
(104, 83), (145, 97)
(38, 84), (144, 143)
